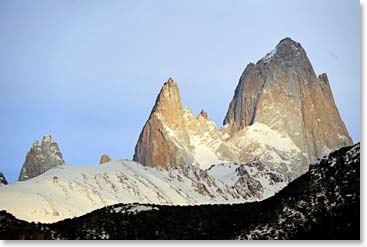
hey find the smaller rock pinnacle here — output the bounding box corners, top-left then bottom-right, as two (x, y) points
(100, 154), (112, 165)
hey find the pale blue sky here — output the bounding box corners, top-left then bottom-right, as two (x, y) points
(0, 0), (360, 182)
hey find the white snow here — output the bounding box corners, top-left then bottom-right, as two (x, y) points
(230, 122), (301, 153)
(262, 47), (277, 62)
(207, 164), (238, 186)
(112, 205), (158, 214)
(190, 134), (227, 170)
(222, 133), (230, 140)
(337, 133), (349, 142)
(208, 163), (287, 198)
(0, 159), (260, 223)
(224, 122), (306, 181)
(321, 145), (332, 157)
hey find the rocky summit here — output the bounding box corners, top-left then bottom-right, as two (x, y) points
(133, 37), (352, 181)
(18, 135), (65, 181)
(223, 37), (352, 166)
(133, 77), (194, 167)
(99, 154), (111, 164)
(0, 172), (7, 186)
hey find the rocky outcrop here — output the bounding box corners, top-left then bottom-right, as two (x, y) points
(133, 77), (194, 167)
(0, 172), (8, 185)
(223, 37), (352, 165)
(207, 161), (287, 199)
(18, 135), (65, 181)
(99, 154), (111, 164)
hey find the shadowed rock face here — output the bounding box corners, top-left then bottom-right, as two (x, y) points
(0, 172), (7, 185)
(223, 37), (352, 164)
(99, 154), (111, 164)
(18, 135), (65, 181)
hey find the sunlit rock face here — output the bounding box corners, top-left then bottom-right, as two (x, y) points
(134, 38), (352, 182)
(133, 77), (194, 167)
(18, 135), (65, 181)
(223, 37), (352, 171)
(99, 154), (111, 165)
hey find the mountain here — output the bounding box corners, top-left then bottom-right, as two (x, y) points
(0, 37), (354, 231)
(0, 143), (359, 240)
(18, 135), (65, 181)
(133, 38), (352, 181)
(0, 172), (7, 186)
(133, 78), (194, 167)
(133, 78), (305, 180)
(223, 37), (352, 172)
(0, 159), (285, 223)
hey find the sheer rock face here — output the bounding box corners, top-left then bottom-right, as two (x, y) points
(18, 135), (65, 181)
(0, 172), (8, 185)
(223, 37), (352, 164)
(133, 78), (230, 169)
(133, 78), (194, 167)
(99, 154), (111, 164)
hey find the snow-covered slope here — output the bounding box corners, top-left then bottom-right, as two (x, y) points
(0, 159), (287, 223)
(183, 107), (228, 169)
(0, 144), (358, 240)
(208, 161), (287, 199)
(183, 112), (306, 181)
(225, 122), (308, 181)
(182, 107), (306, 181)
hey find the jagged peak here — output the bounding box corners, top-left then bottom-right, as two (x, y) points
(32, 140), (39, 147)
(198, 109), (209, 120)
(99, 154), (111, 165)
(183, 105), (194, 116)
(258, 37), (307, 65)
(183, 106), (191, 113)
(318, 73), (329, 84)
(42, 134), (54, 143)
(32, 135), (58, 149)
(160, 77), (179, 98)
(151, 77), (182, 117)
(0, 171), (8, 185)
(276, 37), (305, 54)
(19, 135), (65, 181)
(276, 37), (302, 49)
(164, 77), (177, 88)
